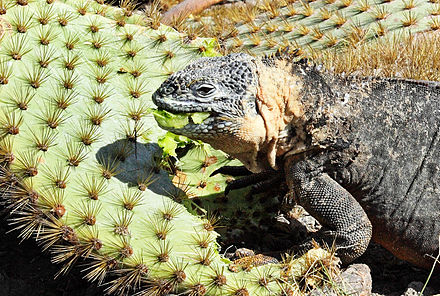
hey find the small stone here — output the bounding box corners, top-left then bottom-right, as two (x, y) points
(310, 264), (372, 296)
(402, 281), (436, 296)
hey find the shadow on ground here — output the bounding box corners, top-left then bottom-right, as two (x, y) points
(0, 209), (103, 296)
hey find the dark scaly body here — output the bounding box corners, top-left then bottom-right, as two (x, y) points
(291, 70), (440, 268)
(153, 53), (440, 269)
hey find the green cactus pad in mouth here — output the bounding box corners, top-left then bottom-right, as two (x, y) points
(152, 109), (211, 128)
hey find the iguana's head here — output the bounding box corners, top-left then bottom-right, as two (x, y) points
(153, 53), (259, 135)
(153, 53), (306, 172)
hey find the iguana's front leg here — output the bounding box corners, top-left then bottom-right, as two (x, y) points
(285, 156), (372, 264)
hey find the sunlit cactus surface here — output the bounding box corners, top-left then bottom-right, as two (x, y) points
(184, 0), (440, 55)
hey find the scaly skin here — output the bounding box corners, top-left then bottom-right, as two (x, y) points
(152, 53), (440, 269)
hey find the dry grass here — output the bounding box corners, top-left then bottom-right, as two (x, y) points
(309, 32), (440, 81)
(420, 234), (440, 295)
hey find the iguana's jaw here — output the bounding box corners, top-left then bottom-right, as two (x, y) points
(152, 93), (239, 140)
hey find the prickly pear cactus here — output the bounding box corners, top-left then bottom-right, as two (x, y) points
(171, 143), (291, 250)
(0, 0), (337, 295)
(189, 0), (440, 55)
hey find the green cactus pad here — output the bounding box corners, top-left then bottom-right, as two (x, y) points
(187, 0), (440, 56)
(0, 0), (338, 295)
(152, 109), (211, 129)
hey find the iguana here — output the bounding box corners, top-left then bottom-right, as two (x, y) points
(152, 53), (440, 269)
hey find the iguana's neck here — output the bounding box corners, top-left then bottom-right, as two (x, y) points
(206, 59), (355, 173)
(252, 58), (369, 170)
(251, 58), (338, 170)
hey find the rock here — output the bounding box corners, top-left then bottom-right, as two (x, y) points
(310, 264), (372, 296)
(401, 281), (437, 296)
(287, 205), (322, 233)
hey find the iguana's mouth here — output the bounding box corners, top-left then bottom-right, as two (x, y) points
(152, 92), (225, 135)
(152, 108), (216, 130)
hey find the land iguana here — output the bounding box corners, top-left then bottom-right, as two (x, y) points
(152, 53), (440, 269)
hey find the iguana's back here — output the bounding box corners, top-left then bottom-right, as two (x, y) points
(327, 78), (440, 267)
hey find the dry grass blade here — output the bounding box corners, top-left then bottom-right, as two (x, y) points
(419, 234), (440, 295)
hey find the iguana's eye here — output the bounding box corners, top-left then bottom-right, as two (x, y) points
(195, 84), (215, 97)
(162, 85), (175, 95)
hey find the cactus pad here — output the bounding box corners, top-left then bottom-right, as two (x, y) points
(188, 0), (440, 55)
(0, 0), (338, 295)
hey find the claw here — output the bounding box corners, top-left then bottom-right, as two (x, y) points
(224, 169), (283, 195)
(250, 174), (284, 194)
(210, 165), (252, 177)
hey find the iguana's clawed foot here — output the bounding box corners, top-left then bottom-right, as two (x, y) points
(289, 229), (367, 264)
(211, 166), (284, 195)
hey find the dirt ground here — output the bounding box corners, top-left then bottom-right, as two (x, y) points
(0, 209), (103, 296)
(358, 243), (440, 295)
